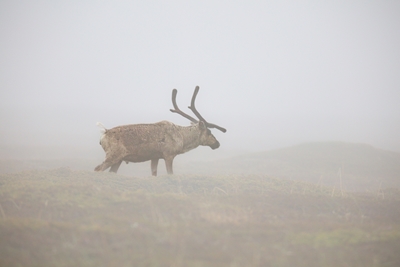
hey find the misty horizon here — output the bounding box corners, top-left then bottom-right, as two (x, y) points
(1, 1), (400, 160)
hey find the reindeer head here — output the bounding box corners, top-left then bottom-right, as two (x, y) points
(198, 121), (220, 149)
(170, 86), (226, 150)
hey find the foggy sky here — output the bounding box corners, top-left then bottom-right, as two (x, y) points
(1, 1), (400, 159)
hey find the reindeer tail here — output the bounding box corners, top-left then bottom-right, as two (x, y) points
(96, 122), (107, 133)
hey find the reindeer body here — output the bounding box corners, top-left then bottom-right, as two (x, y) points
(95, 86), (225, 176)
(95, 121), (220, 175)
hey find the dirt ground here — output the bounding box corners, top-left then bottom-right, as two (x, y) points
(1, 168), (400, 267)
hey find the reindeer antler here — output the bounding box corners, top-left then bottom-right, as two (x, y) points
(170, 89), (198, 123)
(188, 86), (227, 133)
(170, 86), (227, 133)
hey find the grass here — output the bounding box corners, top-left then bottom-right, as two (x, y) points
(212, 142), (400, 191)
(1, 168), (400, 267)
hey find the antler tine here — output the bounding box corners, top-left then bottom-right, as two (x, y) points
(207, 123), (227, 133)
(188, 86), (227, 133)
(170, 89), (198, 123)
(188, 86), (207, 123)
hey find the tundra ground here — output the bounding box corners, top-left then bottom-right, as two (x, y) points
(1, 168), (399, 267)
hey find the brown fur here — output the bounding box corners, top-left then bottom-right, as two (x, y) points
(94, 121), (219, 176)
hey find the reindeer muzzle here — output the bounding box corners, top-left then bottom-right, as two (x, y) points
(210, 141), (220, 150)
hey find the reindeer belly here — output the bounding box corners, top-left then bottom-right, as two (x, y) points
(122, 143), (164, 162)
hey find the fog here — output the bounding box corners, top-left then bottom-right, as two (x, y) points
(1, 1), (400, 160)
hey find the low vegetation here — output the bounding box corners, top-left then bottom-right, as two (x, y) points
(1, 168), (399, 267)
(205, 142), (400, 191)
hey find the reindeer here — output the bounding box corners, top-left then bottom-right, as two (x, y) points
(94, 86), (226, 176)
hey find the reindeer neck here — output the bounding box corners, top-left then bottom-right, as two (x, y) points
(176, 124), (202, 153)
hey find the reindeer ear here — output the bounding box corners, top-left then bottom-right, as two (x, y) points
(199, 121), (206, 130)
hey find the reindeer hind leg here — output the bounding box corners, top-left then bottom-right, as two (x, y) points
(94, 159), (117, 172)
(109, 161), (122, 173)
(95, 154), (124, 172)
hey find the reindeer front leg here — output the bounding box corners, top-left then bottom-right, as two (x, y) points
(164, 155), (175, 175)
(151, 158), (159, 176)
